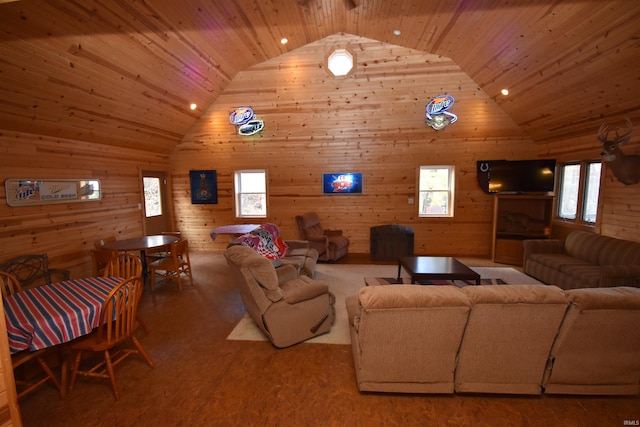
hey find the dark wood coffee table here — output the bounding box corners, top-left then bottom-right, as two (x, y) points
(397, 256), (481, 285)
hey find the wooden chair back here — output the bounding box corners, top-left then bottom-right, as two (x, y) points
(96, 276), (144, 346)
(149, 239), (193, 291)
(0, 271), (22, 297)
(90, 249), (116, 276)
(94, 235), (116, 249)
(103, 253), (142, 279)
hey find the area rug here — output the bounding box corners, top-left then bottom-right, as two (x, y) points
(226, 264), (542, 345)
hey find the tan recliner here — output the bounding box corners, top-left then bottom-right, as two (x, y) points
(224, 245), (335, 348)
(455, 285), (569, 395)
(543, 286), (640, 395)
(295, 212), (350, 262)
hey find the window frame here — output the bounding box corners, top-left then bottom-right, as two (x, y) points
(417, 165), (455, 218)
(234, 169), (268, 219)
(555, 160), (603, 226)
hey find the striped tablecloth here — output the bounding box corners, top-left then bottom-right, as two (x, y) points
(3, 276), (122, 354)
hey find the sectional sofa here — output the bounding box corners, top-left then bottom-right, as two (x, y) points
(346, 284), (640, 395)
(523, 230), (640, 289)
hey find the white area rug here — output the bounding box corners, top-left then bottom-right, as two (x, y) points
(226, 264), (542, 345)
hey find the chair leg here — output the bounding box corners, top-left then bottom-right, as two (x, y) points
(103, 350), (119, 400)
(131, 336), (155, 368)
(68, 351), (82, 395)
(36, 356), (64, 397)
(136, 313), (151, 334)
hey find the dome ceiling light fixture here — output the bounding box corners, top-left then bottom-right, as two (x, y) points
(327, 48), (355, 77)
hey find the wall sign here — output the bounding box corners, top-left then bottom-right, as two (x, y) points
(229, 106), (265, 136)
(189, 170), (218, 204)
(5, 179), (101, 207)
(425, 94), (458, 130)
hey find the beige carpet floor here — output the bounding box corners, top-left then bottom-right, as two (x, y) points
(227, 264), (542, 345)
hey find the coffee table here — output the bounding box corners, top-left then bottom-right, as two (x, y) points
(397, 256), (481, 285)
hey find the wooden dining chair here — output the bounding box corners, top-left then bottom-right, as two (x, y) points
(0, 270), (22, 297)
(148, 239), (193, 291)
(1, 270), (65, 399)
(93, 235), (116, 250)
(103, 252), (142, 279)
(102, 253), (150, 334)
(90, 249), (116, 276)
(68, 276), (154, 400)
(145, 231), (182, 263)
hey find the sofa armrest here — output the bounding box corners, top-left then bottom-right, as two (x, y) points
(522, 239), (565, 267)
(324, 229), (343, 237)
(600, 265), (640, 287)
(275, 264), (298, 284)
(281, 279), (329, 304)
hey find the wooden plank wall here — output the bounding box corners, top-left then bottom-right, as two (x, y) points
(171, 34), (541, 254)
(0, 34), (638, 280)
(538, 130), (640, 241)
(0, 131), (170, 278)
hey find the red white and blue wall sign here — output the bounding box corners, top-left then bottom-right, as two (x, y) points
(229, 106), (265, 136)
(425, 94), (457, 130)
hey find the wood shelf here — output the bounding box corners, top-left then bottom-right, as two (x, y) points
(491, 195), (554, 265)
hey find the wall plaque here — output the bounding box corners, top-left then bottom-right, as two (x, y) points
(4, 179), (102, 207)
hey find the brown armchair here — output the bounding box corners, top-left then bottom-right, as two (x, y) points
(224, 245), (335, 348)
(295, 212), (350, 262)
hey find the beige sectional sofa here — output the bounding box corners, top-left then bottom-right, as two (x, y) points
(346, 284), (640, 395)
(523, 230), (640, 289)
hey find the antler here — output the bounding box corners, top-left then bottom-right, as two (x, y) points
(597, 118), (633, 146)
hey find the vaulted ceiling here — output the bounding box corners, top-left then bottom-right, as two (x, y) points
(0, 0), (638, 154)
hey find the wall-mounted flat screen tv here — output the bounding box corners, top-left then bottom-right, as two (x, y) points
(476, 159), (556, 194)
(322, 172), (363, 194)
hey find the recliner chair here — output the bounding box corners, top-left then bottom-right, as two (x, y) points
(295, 212), (350, 262)
(224, 245), (335, 348)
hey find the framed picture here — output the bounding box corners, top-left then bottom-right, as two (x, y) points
(322, 172), (363, 195)
(190, 170), (218, 204)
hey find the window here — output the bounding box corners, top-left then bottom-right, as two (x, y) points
(557, 161), (601, 224)
(234, 170), (267, 218)
(143, 177), (162, 217)
(418, 166), (455, 217)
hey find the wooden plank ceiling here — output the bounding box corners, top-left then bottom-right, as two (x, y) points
(0, 0), (638, 154)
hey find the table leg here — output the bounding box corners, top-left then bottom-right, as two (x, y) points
(397, 261), (402, 281)
(139, 249), (149, 286)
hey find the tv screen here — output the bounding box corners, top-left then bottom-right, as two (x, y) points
(477, 160), (556, 194)
(322, 173), (363, 194)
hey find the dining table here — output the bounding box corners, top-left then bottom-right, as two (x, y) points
(102, 234), (180, 286)
(3, 276), (122, 354)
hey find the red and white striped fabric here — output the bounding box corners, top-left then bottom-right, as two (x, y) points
(3, 276), (122, 354)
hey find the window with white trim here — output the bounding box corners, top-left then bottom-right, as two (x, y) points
(418, 166), (455, 217)
(234, 170), (267, 218)
(557, 160), (601, 224)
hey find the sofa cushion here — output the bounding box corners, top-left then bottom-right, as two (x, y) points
(358, 285), (469, 310)
(597, 238), (640, 266)
(558, 264), (603, 288)
(461, 284), (567, 305)
(528, 253), (590, 271)
(564, 230), (609, 265)
(565, 286), (640, 310)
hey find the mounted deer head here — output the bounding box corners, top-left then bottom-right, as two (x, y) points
(597, 118), (640, 185)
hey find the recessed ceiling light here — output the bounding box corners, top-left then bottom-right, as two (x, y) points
(190, 103), (197, 110)
(501, 89), (509, 96)
(280, 38), (288, 44)
(393, 29), (401, 36)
